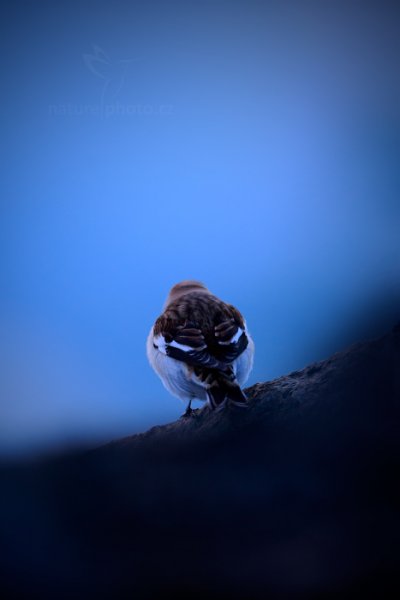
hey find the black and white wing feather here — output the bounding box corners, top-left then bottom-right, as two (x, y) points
(152, 296), (249, 371)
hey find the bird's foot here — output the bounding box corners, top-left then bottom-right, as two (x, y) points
(181, 407), (198, 419)
(229, 399), (249, 409)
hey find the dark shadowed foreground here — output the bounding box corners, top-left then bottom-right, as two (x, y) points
(1, 325), (399, 599)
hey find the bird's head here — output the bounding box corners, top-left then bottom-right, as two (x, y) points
(164, 280), (209, 308)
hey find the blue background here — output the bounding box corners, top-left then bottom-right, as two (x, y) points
(1, 1), (399, 456)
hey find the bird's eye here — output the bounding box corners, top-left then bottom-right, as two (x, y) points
(153, 343), (159, 349)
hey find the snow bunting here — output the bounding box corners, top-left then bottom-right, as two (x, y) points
(147, 280), (254, 415)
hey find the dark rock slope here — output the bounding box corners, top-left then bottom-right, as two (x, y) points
(0, 324), (399, 599)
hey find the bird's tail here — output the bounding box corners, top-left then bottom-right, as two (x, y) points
(206, 372), (248, 411)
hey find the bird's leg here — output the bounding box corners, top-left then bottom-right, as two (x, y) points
(181, 398), (195, 418)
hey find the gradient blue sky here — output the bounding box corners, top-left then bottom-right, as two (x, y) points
(1, 1), (399, 456)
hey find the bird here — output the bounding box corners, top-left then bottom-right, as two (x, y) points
(147, 280), (254, 416)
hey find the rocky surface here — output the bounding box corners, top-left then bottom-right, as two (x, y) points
(0, 324), (399, 599)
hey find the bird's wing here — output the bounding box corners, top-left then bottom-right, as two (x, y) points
(152, 300), (249, 370)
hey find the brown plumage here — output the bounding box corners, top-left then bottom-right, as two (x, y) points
(154, 291), (245, 348)
(147, 280), (254, 414)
